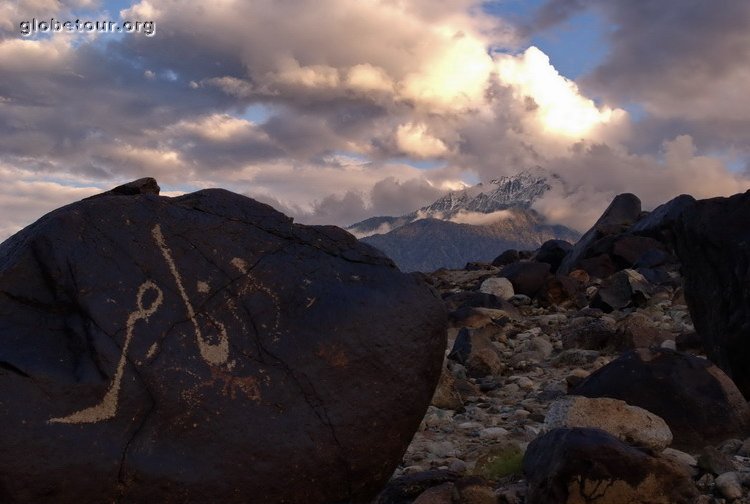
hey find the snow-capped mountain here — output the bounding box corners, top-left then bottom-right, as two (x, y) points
(348, 168), (556, 238)
(419, 169), (552, 218)
(347, 169), (579, 272)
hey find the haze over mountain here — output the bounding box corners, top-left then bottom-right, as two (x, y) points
(349, 170), (580, 271)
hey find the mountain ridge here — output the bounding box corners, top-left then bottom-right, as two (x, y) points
(348, 169), (580, 272)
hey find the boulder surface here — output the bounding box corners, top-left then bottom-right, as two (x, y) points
(571, 348), (750, 450)
(0, 180), (447, 503)
(674, 190), (750, 398)
(524, 427), (699, 504)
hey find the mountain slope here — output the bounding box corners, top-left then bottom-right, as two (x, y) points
(361, 209), (579, 272)
(349, 169), (580, 272)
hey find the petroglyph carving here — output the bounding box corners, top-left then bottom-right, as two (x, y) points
(50, 281), (164, 424)
(153, 224), (229, 366)
(50, 224), (281, 424)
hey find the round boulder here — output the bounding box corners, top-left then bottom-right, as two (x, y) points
(524, 428), (698, 504)
(571, 348), (750, 450)
(0, 182), (447, 503)
(478, 277), (514, 301)
(545, 395), (673, 451)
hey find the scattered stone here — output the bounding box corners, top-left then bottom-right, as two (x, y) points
(467, 348), (505, 378)
(413, 482), (454, 504)
(698, 446), (737, 476)
(538, 275), (584, 307)
(508, 294), (531, 306)
(553, 349), (601, 367)
(448, 327), (493, 370)
(565, 369), (590, 389)
(432, 366), (465, 410)
(492, 249), (520, 267)
(617, 312), (673, 349)
(443, 291), (507, 312)
(545, 396), (673, 451)
(591, 269), (652, 312)
(0, 183), (448, 504)
(662, 448), (699, 476)
(449, 459), (468, 474)
(455, 477), (498, 504)
(578, 254), (618, 279)
(568, 269), (590, 284)
(374, 470), (461, 504)
(560, 316), (618, 350)
(479, 277), (515, 301)
(473, 442), (525, 480)
(660, 339), (677, 350)
(449, 307), (495, 329)
(423, 407), (456, 430)
(719, 439), (744, 455)
(523, 428), (699, 504)
(479, 427), (509, 440)
(715, 472), (743, 501)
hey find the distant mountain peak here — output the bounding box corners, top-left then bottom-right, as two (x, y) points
(347, 168), (578, 272)
(417, 168), (551, 219)
(347, 168), (555, 239)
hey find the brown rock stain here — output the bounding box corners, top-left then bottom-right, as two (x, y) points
(316, 344), (350, 368)
(210, 367), (262, 401)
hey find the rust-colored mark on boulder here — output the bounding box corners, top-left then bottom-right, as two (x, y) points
(316, 343), (350, 369)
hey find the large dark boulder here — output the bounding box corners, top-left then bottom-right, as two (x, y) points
(611, 235), (665, 267)
(524, 428), (699, 504)
(558, 193), (642, 275)
(674, 191), (750, 398)
(590, 269), (652, 313)
(631, 194), (696, 240)
(532, 239), (573, 273)
(500, 261), (551, 298)
(491, 249), (520, 267)
(0, 181), (447, 504)
(571, 348), (750, 450)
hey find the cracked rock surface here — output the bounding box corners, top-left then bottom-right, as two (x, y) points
(0, 180), (447, 504)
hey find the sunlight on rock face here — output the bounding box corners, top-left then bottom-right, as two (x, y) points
(497, 46), (624, 138)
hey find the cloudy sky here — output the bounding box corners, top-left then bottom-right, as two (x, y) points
(2, 0), (749, 240)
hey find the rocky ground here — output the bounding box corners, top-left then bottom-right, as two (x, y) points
(375, 192), (750, 504)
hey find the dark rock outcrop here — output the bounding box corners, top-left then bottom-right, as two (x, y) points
(558, 193), (642, 276)
(674, 191), (750, 398)
(537, 274), (585, 308)
(560, 317), (618, 351)
(448, 328), (504, 378)
(0, 182), (447, 503)
(523, 428), (699, 504)
(590, 269), (652, 312)
(532, 239), (573, 273)
(571, 348), (750, 450)
(500, 261), (551, 298)
(491, 249), (520, 267)
(374, 470), (461, 504)
(631, 194), (696, 239)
